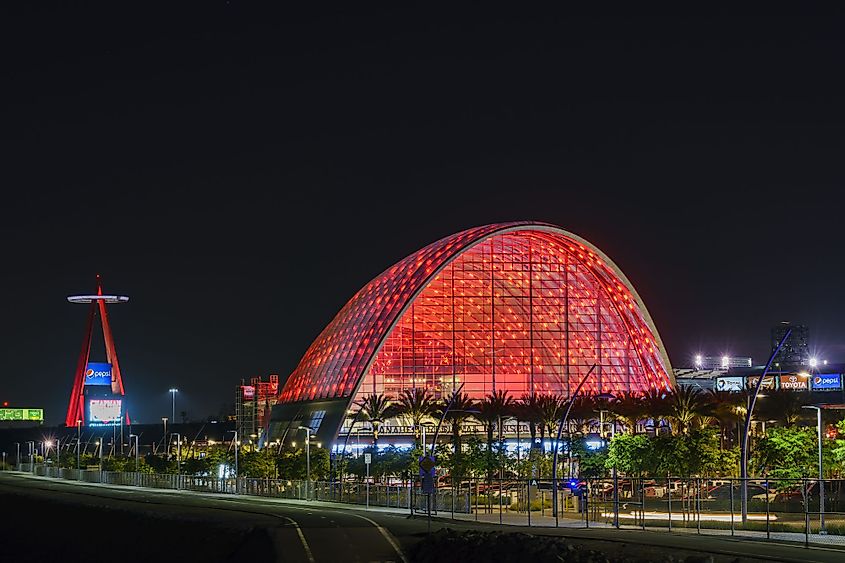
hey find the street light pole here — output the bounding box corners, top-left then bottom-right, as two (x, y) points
(169, 388), (179, 426)
(76, 419), (82, 474)
(551, 364), (602, 524)
(741, 328), (792, 523)
(228, 430), (239, 493)
(161, 417), (168, 458)
(298, 426), (313, 501)
(802, 405), (826, 534)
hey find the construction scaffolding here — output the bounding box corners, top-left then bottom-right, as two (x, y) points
(235, 374), (279, 449)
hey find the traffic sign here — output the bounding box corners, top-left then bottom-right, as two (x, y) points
(364, 453), (372, 465)
(418, 455), (436, 473)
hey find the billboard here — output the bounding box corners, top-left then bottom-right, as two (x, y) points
(88, 399), (122, 426)
(779, 373), (810, 391)
(715, 377), (744, 392)
(0, 408), (43, 421)
(746, 375), (777, 390)
(812, 373), (842, 391)
(242, 385), (255, 399)
(84, 362), (113, 386)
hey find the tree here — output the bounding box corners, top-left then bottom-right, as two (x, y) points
(277, 446), (330, 480)
(753, 426), (816, 480)
(666, 387), (707, 435)
(610, 392), (645, 434)
(241, 448), (278, 478)
(395, 388), (437, 449)
(358, 393), (394, 460)
(475, 390), (515, 485)
(441, 392), (476, 484)
(756, 389), (806, 426)
(606, 434), (652, 476)
(536, 394), (565, 454)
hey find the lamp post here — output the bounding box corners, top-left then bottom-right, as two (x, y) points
(161, 417), (168, 458)
(298, 426), (313, 500)
(129, 433), (139, 471)
(169, 388), (179, 425)
(550, 365), (613, 525)
(173, 433), (182, 476)
(740, 328), (792, 523)
(228, 430), (238, 493)
(76, 419), (82, 472)
(27, 441), (35, 473)
(802, 405), (826, 534)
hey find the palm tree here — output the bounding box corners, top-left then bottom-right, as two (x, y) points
(756, 388), (806, 426)
(610, 391), (645, 434)
(537, 394), (565, 453)
(517, 393), (542, 448)
(704, 390), (744, 448)
(475, 391), (515, 485)
(440, 392), (477, 483)
(358, 393), (394, 460)
(666, 387), (707, 435)
(642, 387), (671, 434)
(396, 388), (437, 449)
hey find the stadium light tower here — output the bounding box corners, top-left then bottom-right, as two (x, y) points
(66, 275), (130, 427)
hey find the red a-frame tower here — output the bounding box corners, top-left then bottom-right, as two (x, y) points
(65, 275), (130, 427)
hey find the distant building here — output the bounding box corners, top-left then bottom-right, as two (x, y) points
(772, 322), (810, 368)
(235, 375), (279, 449)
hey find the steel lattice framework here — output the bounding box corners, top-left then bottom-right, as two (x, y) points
(278, 222), (673, 412)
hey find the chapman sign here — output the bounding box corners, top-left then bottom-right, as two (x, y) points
(812, 373), (842, 391)
(779, 373), (809, 391)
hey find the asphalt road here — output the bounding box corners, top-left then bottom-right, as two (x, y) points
(2, 472), (845, 563)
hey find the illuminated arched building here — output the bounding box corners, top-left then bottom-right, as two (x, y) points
(270, 222), (674, 447)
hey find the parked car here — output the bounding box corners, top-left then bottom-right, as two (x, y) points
(704, 484), (769, 501)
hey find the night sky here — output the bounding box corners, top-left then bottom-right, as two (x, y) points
(3, 6), (844, 424)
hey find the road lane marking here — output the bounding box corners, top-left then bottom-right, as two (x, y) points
(345, 513), (408, 563)
(280, 515), (315, 563)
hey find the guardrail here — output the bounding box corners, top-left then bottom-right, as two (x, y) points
(18, 465), (845, 548)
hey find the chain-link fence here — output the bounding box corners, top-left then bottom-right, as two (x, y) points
(20, 464), (845, 547)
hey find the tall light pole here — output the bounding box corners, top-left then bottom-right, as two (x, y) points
(228, 430), (239, 493)
(76, 419), (82, 472)
(27, 441), (35, 473)
(741, 328), (792, 523)
(129, 434), (139, 472)
(169, 388), (179, 425)
(298, 426), (313, 501)
(173, 433), (182, 476)
(551, 364), (605, 524)
(161, 417), (168, 458)
(802, 405), (826, 534)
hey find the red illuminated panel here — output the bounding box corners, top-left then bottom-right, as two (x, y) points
(278, 223), (673, 405)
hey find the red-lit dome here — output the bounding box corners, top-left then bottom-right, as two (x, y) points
(278, 222), (673, 408)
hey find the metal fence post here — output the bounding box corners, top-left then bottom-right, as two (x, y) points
(527, 480), (531, 527)
(667, 476), (672, 532)
(695, 478), (700, 535)
(765, 478), (770, 540)
(641, 479), (646, 531)
(729, 478), (734, 536)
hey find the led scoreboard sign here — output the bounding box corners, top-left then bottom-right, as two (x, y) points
(0, 408), (44, 421)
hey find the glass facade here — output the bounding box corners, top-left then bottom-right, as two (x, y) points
(278, 223), (672, 406)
